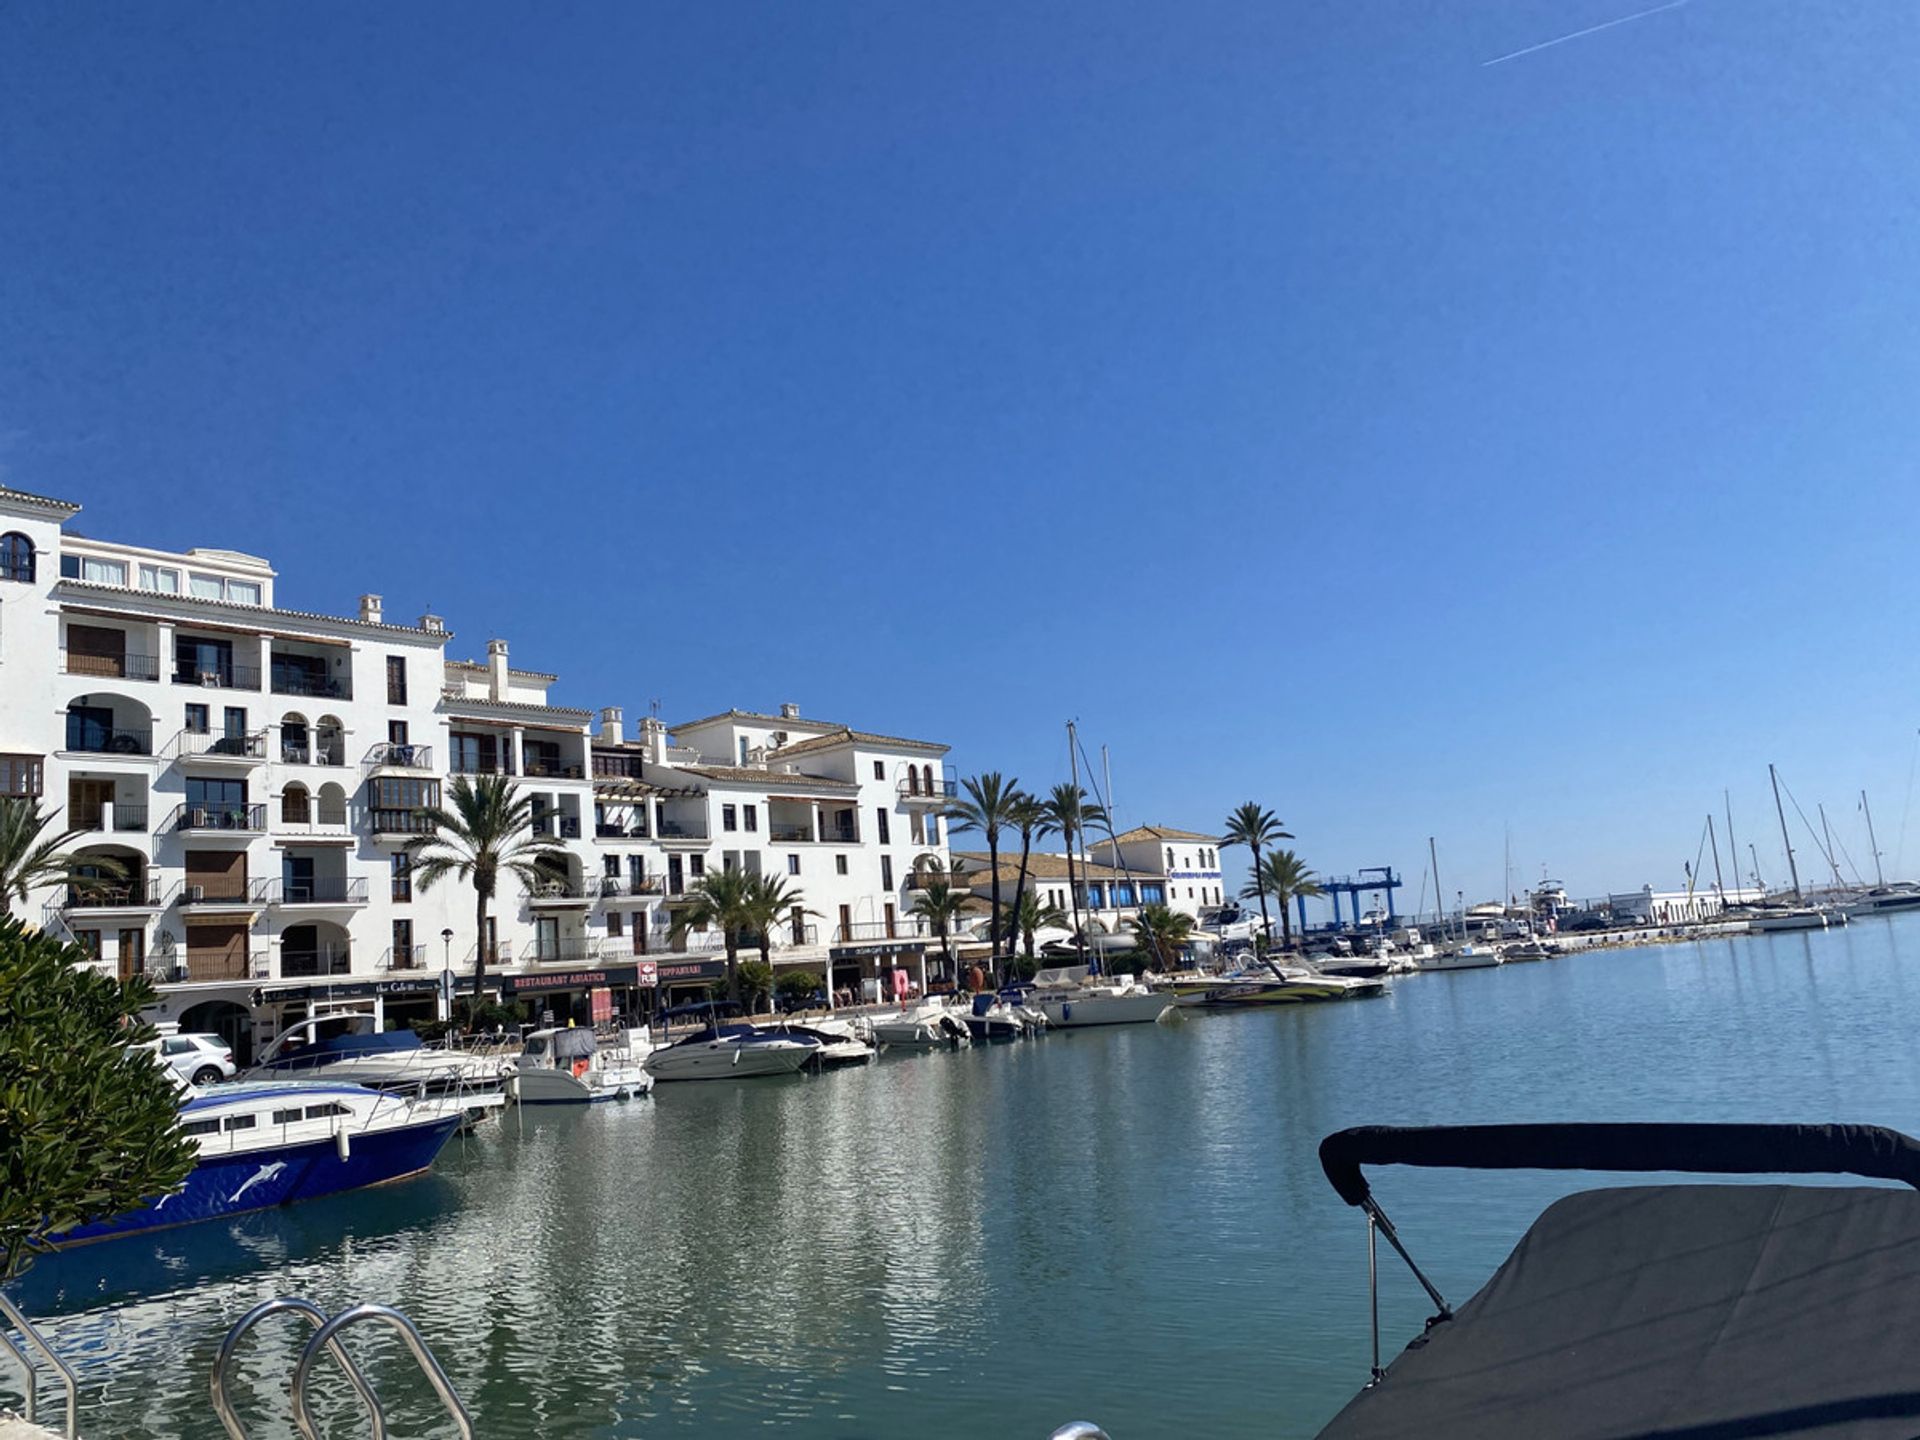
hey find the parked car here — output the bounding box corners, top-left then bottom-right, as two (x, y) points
(1564, 912), (1615, 933)
(158, 1032), (236, 1087)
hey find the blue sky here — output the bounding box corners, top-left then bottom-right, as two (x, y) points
(4, 2), (1917, 909)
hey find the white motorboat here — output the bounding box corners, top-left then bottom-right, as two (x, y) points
(958, 993), (1047, 1040)
(1028, 968), (1173, 1028)
(755, 1016), (878, 1067)
(1847, 885), (1920, 916)
(1417, 944), (1506, 972)
(870, 1005), (972, 1049)
(509, 1026), (653, 1104)
(1503, 940), (1553, 962)
(246, 1012), (509, 1102)
(1736, 906), (1830, 933)
(643, 1023), (818, 1081)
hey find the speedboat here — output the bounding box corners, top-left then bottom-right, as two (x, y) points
(1028, 968), (1173, 1028)
(1736, 905), (1831, 933)
(1417, 944), (1505, 971)
(1150, 971), (1234, 1007)
(754, 1016), (878, 1066)
(509, 1026), (653, 1103)
(870, 1004), (972, 1049)
(643, 1023), (818, 1081)
(1847, 884), (1920, 916)
(246, 1013), (508, 1102)
(1502, 939), (1552, 962)
(1204, 964), (1384, 1004)
(49, 1080), (464, 1246)
(959, 992), (1046, 1040)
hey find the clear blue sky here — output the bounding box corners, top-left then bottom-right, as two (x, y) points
(4, 2), (1918, 909)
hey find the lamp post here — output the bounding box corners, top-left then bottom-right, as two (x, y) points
(439, 928), (455, 1024)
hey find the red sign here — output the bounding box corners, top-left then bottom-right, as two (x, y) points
(590, 985), (613, 1025)
(636, 962), (659, 988)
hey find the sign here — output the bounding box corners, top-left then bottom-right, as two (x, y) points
(590, 986), (613, 1026)
(829, 942), (928, 962)
(654, 958), (727, 984)
(257, 976), (446, 1004)
(501, 964), (640, 996)
(636, 961), (659, 988)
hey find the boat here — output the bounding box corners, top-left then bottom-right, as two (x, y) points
(1847, 884), (1920, 916)
(50, 1080), (464, 1247)
(1734, 905), (1830, 933)
(1415, 944), (1505, 972)
(246, 1012), (508, 1102)
(1302, 1121), (1920, 1439)
(1322, 941), (1398, 980)
(642, 1023), (818, 1081)
(957, 992), (1047, 1041)
(1204, 963), (1383, 1005)
(1151, 971), (1233, 1008)
(1028, 967), (1173, 1027)
(1501, 939), (1552, 962)
(869, 1004), (972, 1049)
(508, 1026), (653, 1103)
(754, 1015), (879, 1066)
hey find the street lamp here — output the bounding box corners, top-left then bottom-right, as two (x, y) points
(440, 928), (456, 1023)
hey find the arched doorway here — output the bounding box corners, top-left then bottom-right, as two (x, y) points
(178, 998), (253, 1067)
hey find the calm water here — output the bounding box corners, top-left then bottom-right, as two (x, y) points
(14, 918), (1920, 1438)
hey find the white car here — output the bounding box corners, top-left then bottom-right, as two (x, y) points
(158, 1032), (237, 1087)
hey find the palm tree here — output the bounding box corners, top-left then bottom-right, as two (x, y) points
(1129, 903), (1194, 971)
(1248, 849), (1322, 951)
(406, 776), (565, 1008)
(0, 798), (125, 919)
(1223, 802), (1292, 954)
(946, 772), (1020, 968)
(1000, 791), (1051, 971)
(908, 871), (968, 983)
(744, 872), (811, 1011)
(1009, 890), (1069, 964)
(667, 867), (760, 1006)
(1040, 783), (1107, 961)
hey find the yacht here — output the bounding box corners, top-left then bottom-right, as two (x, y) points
(870, 1004), (972, 1049)
(643, 1023), (818, 1081)
(1735, 905), (1831, 933)
(1847, 884), (1920, 916)
(755, 1015), (879, 1067)
(509, 1027), (653, 1103)
(1028, 968), (1173, 1028)
(246, 1013), (509, 1103)
(50, 1080), (465, 1246)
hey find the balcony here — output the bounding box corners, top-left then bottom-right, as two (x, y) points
(521, 757), (584, 780)
(527, 877), (592, 907)
(274, 814), (355, 843)
(175, 877), (276, 907)
(61, 649), (161, 682)
(897, 778), (959, 803)
(598, 876), (666, 900)
(595, 819), (651, 839)
(371, 809), (436, 838)
(821, 823), (859, 844)
(279, 945), (354, 978)
(529, 939), (604, 965)
(655, 820), (709, 843)
(451, 758), (515, 777)
(172, 803), (268, 835)
(905, 869), (960, 891)
(73, 805), (152, 835)
(532, 814), (582, 840)
(770, 823), (814, 843)
(269, 664), (351, 700)
(149, 950), (270, 985)
(173, 663), (262, 691)
(59, 877), (167, 912)
(65, 727), (153, 758)
(364, 743), (434, 771)
(277, 877), (369, 907)
(833, 918), (931, 943)
(463, 941), (515, 968)
(381, 944), (428, 972)
(280, 741), (347, 768)
(170, 729), (268, 764)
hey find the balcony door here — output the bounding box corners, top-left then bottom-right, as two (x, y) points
(69, 777), (114, 830)
(282, 855), (315, 903)
(536, 916), (559, 960)
(65, 705), (114, 753)
(67, 623), (127, 678)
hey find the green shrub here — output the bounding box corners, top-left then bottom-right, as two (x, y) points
(774, 969), (821, 1002)
(737, 960), (773, 1009)
(0, 915), (197, 1279)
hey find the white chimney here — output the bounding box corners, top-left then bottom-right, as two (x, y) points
(642, 715), (668, 764)
(419, 613), (446, 634)
(358, 594), (383, 624)
(779, 701), (801, 720)
(487, 639), (509, 701)
(599, 706), (625, 745)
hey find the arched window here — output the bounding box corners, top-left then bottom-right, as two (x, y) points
(281, 784), (311, 826)
(922, 764), (933, 794)
(0, 532), (34, 583)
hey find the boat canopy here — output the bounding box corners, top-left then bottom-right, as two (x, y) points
(550, 1028), (597, 1060)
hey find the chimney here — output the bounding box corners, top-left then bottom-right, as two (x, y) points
(599, 706), (625, 745)
(642, 715), (668, 764)
(358, 594), (383, 624)
(487, 639), (509, 701)
(779, 702), (800, 720)
(419, 613), (446, 635)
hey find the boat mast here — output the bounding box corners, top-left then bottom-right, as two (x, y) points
(1707, 813), (1727, 907)
(1862, 790), (1886, 887)
(1770, 764), (1801, 900)
(1428, 836), (1446, 941)
(1724, 789), (1741, 898)
(1066, 720), (1088, 968)
(1818, 803), (1842, 890)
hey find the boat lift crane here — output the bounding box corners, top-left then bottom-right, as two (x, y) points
(1305, 866), (1404, 934)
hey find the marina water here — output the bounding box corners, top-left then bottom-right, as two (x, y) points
(15, 919), (1920, 1438)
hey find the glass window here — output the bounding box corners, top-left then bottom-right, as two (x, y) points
(875, 809), (890, 844)
(221, 1114), (258, 1132)
(185, 703), (209, 734)
(722, 804), (737, 832)
(786, 854), (800, 875)
(881, 855), (894, 889)
(743, 804), (757, 832)
(138, 564), (180, 593)
(873, 760), (884, 780)
(0, 754), (43, 798)
(181, 1119), (221, 1137)
(273, 1108), (302, 1124)
(607, 912), (624, 936)
(227, 580), (261, 606)
(0, 533), (34, 583)
(835, 855), (848, 876)
(79, 556), (127, 586)
(689, 855), (705, 877)
(189, 574), (223, 599)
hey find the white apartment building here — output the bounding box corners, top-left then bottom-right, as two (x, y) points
(0, 485), (959, 1047)
(1086, 825), (1228, 913)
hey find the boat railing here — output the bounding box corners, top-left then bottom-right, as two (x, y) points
(0, 1292), (79, 1439)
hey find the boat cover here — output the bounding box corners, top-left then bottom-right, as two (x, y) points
(1317, 1181), (1920, 1439)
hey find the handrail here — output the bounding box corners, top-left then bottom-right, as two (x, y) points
(1049, 1426), (1112, 1440)
(210, 1296), (387, 1440)
(0, 1324), (39, 1428)
(0, 1293), (78, 1440)
(290, 1303), (473, 1440)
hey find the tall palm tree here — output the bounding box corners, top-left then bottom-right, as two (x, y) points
(1128, 902), (1194, 971)
(1249, 849), (1322, 952)
(1223, 803), (1292, 954)
(406, 776), (565, 1007)
(946, 772), (1020, 967)
(0, 798), (125, 919)
(744, 872), (811, 1011)
(1040, 783), (1106, 962)
(1001, 791), (1051, 972)
(908, 871), (968, 983)
(1010, 890), (1069, 964)
(667, 867), (760, 1006)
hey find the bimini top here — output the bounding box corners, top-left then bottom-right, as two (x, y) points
(1315, 1123), (1920, 1440)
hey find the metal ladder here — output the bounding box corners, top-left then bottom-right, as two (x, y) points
(212, 1297), (474, 1440)
(0, 1294), (79, 1440)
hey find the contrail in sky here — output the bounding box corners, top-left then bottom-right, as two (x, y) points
(1482, 0), (1688, 67)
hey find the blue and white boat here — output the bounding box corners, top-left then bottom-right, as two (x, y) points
(50, 1081), (464, 1247)
(246, 1012), (508, 1102)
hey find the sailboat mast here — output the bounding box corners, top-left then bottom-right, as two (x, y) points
(1819, 803), (1842, 890)
(1707, 813), (1727, 903)
(1725, 790), (1741, 894)
(1862, 790), (1885, 887)
(1066, 721), (1087, 967)
(1770, 764), (1801, 900)
(1428, 836), (1446, 941)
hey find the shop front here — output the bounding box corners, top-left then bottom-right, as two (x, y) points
(825, 941), (931, 1007)
(500, 962), (663, 1030)
(249, 973), (453, 1052)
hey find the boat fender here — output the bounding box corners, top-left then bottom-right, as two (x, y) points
(335, 1126), (351, 1161)
(1062, 1003), (1072, 1022)
(732, 1046), (742, 1066)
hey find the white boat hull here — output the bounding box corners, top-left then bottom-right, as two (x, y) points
(511, 1063), (653, 1104)
(1033, 991), (1172, 1027)
(1417, 950), (1506, 972)
(644, 1040), (815, 1081)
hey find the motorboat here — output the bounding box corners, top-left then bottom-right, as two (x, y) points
(1501, 939), (1552, 962)
(49, 1080), (464, 1246)
(1150, 971), (1234, 1008)
(1028, 968), (1173, 1028)
(1322, 942), (1397, 981)
(1735, 905), (1831, 933)
(958, 992), (1046, 1041)
(246, 1012), (509, 1102)
(754, 1015), (879, 1066)
(870, 1004), (972, 1049)
(1416, 944), (1505, 972)
(1202, 963), (1385, 1005)
(1847, 884), (1920, 916)
(509, 1026), (653, 1103)
(642, 1023), (818, 1081)
(1305, 1122), (1920, 1439)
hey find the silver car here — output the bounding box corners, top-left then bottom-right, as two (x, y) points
(158, 1032), (237, 1087)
